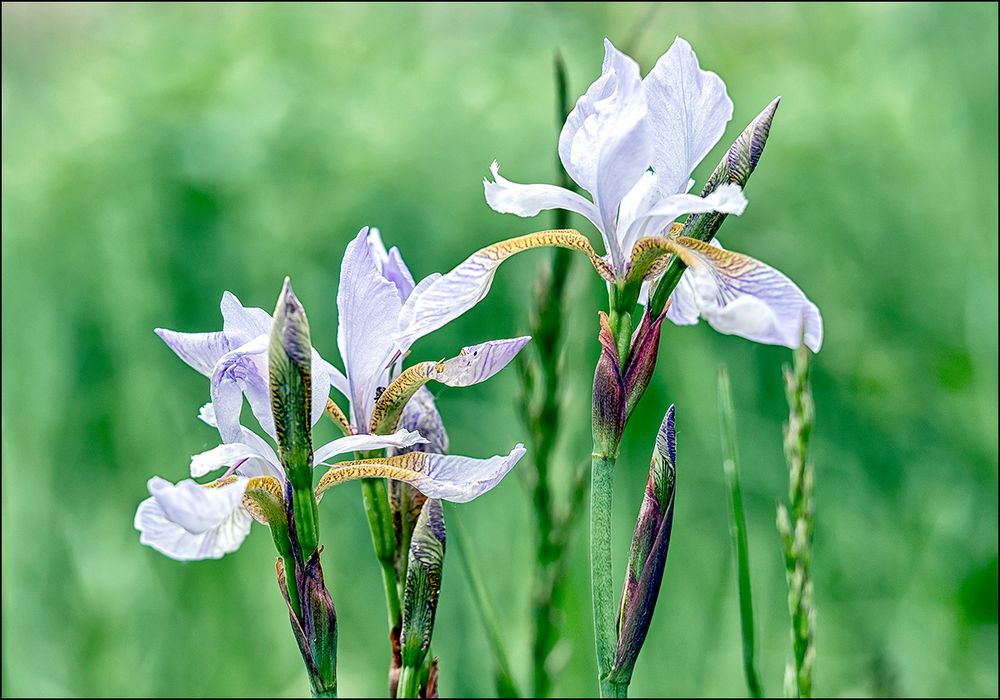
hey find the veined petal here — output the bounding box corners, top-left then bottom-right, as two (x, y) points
(210, 335), (272, 442)
(644, 37), (733, 200)
(368, 227), (417, 301)
(559, 39), (651, 268)
(432, 336), (530, 386)
(316, 444), (527, 504)
(397, 387), (449, 455)
(369, 337), (530, 433)
(484, 161), (602, 232)
(666, 237), (823, 351)
(135, 477), (252, 561)
(394, 229), (613, 351)
(220, 291), (273, 348)
(337, 227), (403, 429)
(155, 329), (231, 378)
(313, 429), (428, 467)
(621, 183), (747, 258)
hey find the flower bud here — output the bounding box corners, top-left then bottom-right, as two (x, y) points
(611, 406), (677, 685)
(400, 499), (446, 672)
(276, 553), (338, 697)
(623, 309), (665, 422)
(592, 312), (626, 452)
(269, 277), (314, 484)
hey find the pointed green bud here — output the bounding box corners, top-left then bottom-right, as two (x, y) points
(400, 499), (446, 679)
(302, 553), (338, 697)
(270, 277), (314, 484)
(610, 406), (677, 685)
(649, 98), (780, 316)
(592, 312), (626, 453)
(269, 278), (319, 557)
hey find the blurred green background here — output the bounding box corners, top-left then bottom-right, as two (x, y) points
(2, 2), (997, 697)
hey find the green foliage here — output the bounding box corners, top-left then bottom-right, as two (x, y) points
(1, 3), (996, 697)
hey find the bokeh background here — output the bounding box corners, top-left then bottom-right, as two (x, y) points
(2, 3), (997, 697)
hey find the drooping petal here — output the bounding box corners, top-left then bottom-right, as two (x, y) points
(559, 40), (651, 267)
(135, 477), (252, 561)
(665, 237), (823, 351)
(394, 230), (613, 351)
(643, 36), (733, 200)
(484, 161), (602, 232)
(316, 444), (527, 504)
(620, 183), (747, 258)
(337, 227), (404, 429)
(313, 429), (428, 466)
(431, 337), (531, 386)
(210, 335), (272, 442)
(368, 228), (417, 301)
(220, 291), (273, 347)
(154, 329), (231, 377)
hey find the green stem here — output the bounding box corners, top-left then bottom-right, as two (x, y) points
(312, 688), (337, 698)
(291, 484), (320, 557)
(600, 678), (629, 698)
(396, 665), (420, 699)
(591, 450), (618, 696)
(361, 475), (401, 630)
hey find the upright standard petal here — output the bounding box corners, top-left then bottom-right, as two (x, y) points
(316, 444), (527, 504)
(643, 37), (733, 200)
(135, 477), (252, 561)
(559, 39), (650, 265)
(337, 227), (404, 428)
(484, 161), (602, 232)
(368, 228), (417, 301)
(666, 237), (823, 351)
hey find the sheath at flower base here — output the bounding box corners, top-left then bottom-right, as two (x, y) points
(393, 37), (822, 354)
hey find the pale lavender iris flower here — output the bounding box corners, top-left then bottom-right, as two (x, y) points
(400, 37), (821, 352)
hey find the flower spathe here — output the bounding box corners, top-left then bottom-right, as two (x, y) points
(399, 37), (821, 352)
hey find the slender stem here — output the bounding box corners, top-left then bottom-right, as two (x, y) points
(718, 366), (765, 698)
(590, 450), (618, 696)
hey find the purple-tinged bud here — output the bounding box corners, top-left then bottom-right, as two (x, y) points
(593, 312), (626, 452)
(623, 308), (666, 422)
(611, 406), (677, 685)
(275, 554), (338, 697)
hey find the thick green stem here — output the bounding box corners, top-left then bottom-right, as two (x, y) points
(291, 484), (320, 557)
(591, 450), (618, 696)
(600, 678), (629, 698)
(396, 665), (420, 699)
(361, 475), (401, 630)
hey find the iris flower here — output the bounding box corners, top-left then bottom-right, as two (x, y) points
(136, 229), (528, 561)
(394, 38), (822, 352)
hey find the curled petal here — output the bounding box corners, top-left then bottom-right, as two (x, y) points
(316, 445), (527, 504)
(644, 37), (733, 200)
(667, 237), (823, 351)
(190, 428), (282, 480)
(394, 229), (613, 352)
(220, 291), (273, 348)
(155, 329), (231, 377)
(313, 429), (427, 467)
(211, 336), (272, 442)
(135, 477), (251, 561)
(484, 161), (602, 233)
